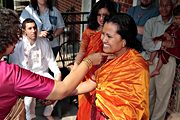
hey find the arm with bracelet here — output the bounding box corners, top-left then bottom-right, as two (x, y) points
(46, 53), (108, 100)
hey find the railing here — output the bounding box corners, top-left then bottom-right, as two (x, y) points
(57, 12), (89, 67)
(60, 12), (89, 44)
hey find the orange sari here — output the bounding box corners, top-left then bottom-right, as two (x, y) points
(94, 49), (149, 120)
(76, 27), (103, 120)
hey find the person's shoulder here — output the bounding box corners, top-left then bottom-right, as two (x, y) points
(149, 6), (159, 14)
(0, 61), (20, 71)
(14, 39), (24, 49)
(24, 4), (33, 10)
(129, 49), (148, 69)
(83, 27), (96, 36)
(127, 5), (142, 16)
(51, 7), (63, 17)
(52, 6), (58, 10)
(127, 6), (137, 13)
(37, 37), (50, 46)
(20, 5), (34, 15)
(85, 27), (93, 32)
(52, 6), (60, 13)
(37, 37), (49, 43)
(146, 15), (160, 24)
(129, 5), (141, 10)
(128, 5), (140, 10)
(129, 49), (145, 61)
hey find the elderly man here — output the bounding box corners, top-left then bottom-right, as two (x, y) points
(142, 0), (176, 120)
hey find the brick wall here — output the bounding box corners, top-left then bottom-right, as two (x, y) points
(115, 0), (133, 13)
(55, 0), (82, 41)
(55, 0), (133, 17)
(55, 0), (82, 12)
(55, 0), (133, 40)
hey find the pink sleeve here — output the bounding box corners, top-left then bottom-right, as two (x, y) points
(13, 65), (54, 99)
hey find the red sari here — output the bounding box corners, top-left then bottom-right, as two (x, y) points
(76, 27), (103, 120)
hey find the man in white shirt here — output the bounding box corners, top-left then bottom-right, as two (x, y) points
(20, 0), (65, 58)
(142, 0), (176, 120)
(9, 18), (61, 120)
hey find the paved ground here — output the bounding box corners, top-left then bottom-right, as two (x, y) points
(35, 97), (77, 120)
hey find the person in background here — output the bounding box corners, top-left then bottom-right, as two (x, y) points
(177, 0), (180, 5)
(114, 0), (121, 13)
(142, 0), (176, 119)
(72, 0), (117, 119)
(167, 2), (180, 117)
(9, 18), (61, 120)
(20, 0), (65, 58)
(72, 13), (149, 120)
(148, 5), (180, 77)
(127, 0), (159, 52)
(0, 8), (106, 120)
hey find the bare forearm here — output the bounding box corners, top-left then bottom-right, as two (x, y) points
(46, 52), (108, 100)
(72, 79), (96, 95)
(53, 28), (64, 38)
(46, 61), (90, 100)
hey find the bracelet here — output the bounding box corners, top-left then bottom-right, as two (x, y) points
(82, 57), (93, 69)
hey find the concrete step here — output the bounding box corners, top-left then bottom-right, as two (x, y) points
(35, 97), (78, 120)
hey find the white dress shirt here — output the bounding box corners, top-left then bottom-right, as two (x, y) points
(9, 36), (61, 79)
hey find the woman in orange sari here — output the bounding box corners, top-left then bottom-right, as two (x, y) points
(73, 0), (117, 119)
(73, 13), (149, 120)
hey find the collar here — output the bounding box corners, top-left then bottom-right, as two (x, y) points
(22, 35), (37, 47)
(155, 15), (173, 25)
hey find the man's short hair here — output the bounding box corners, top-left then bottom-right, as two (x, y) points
(22, 18), (37, 30)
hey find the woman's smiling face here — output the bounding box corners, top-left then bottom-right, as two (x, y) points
(101, 22), (126, 56)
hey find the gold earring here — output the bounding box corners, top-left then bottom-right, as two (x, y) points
(122, 40), (126, 47)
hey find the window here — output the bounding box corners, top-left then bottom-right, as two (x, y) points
(14, 0), (30, 15)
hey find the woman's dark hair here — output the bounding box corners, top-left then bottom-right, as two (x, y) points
(0, 8), (21, 53)
(173, 5), (180, 16)
(30, 0), (53, 15)
(22, 18), (37, 30)
(106, 13), (142, 52)
(88, 0), (117, 30)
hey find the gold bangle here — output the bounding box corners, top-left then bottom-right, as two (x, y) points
(82, 57), (93, 69)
